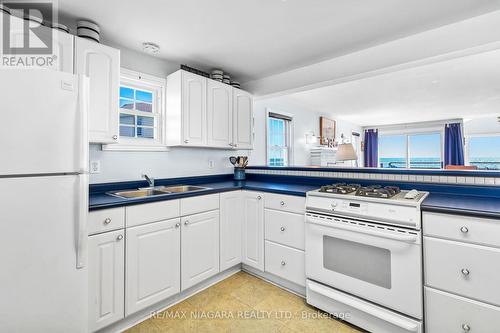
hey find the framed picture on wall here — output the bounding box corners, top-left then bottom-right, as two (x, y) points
(320, 117), (336, 145)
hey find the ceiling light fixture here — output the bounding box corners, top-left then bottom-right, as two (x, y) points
(142, 42), (160, 55)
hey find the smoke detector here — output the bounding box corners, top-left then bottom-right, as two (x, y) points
(142, 42), (160, 55)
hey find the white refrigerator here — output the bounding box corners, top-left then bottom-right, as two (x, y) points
(0, 70), (89, 333)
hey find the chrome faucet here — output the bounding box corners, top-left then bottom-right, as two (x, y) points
(142, 174), (155, 187)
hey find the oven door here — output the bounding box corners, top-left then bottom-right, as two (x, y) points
(305, 213), (422, 319)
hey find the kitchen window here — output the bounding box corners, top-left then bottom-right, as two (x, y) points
(267, 112), (293, 166)
(467, 135), (500, 170)
(379, 132), (442, 169)
(103, 69), (167, 151)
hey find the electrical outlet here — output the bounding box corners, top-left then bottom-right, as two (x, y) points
(90, 160), (101, 174)
(208, 160), (215, 169)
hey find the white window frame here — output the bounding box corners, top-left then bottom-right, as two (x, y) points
(103, 68), (168, 152)
(266, 109), (294, 166)
(377, 127), (444, 169)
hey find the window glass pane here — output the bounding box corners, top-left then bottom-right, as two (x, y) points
(120, 99), (134, 110)
(137, 116), (154, 127)
(120, 126), (135, 137)
(136, 90), (153, 103)
(136, 102), (153, 113)
(409, 133), (442, 169)
(379, 135), (407, 168)
(469, 136), (500, 170)
(120, 86), (134, 99)
(137, 127), (154, 139)
(120, 113), (134, 125)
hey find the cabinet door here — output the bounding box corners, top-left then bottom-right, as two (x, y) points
(126, 218), (181, 315)
(75, 37), (120, 144)
(181, 210), (220, 290)
(207, 80), (233, 148)
(220, 191), (242, 271)
(241, 191), (265, 271)
(6, 15), (74, 72)
(233, 89), (253, 149)
(88, 230), (125, 332)
(182, 71), (207, 146)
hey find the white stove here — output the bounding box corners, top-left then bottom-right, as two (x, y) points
(306, 186), (428, 230)
(305, 184), (428, 333)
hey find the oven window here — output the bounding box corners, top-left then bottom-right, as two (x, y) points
(323, 236), (392, 289)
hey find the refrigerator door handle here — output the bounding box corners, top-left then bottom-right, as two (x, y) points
(78, 75), (89, 173)
(76, 174), (89, 269)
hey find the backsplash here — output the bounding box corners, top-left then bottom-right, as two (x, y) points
(246, 168), (500, 186)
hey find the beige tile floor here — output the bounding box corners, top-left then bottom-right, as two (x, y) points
(125, 271), (364, 333)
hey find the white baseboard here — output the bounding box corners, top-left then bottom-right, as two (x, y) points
(242, 264), (306, 297)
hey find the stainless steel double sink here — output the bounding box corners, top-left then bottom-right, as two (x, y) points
(108, 185), (210, 199)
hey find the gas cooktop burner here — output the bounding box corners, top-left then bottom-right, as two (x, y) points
(356, 185), (401, 198)
(319, 183), (361, 194)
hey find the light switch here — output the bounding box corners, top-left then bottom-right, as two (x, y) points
(208, 160), (215, 169)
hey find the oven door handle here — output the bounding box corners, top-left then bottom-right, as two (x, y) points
(308, 282), (419, 332)
(307, 216), (418, 243)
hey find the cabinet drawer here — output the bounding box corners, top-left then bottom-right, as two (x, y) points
(88, 208), (125, 235)
(265, 193), (305, 214)
(424, 237), (500, 306)
(180, 193), (219, 216)
(425, 287), (500, 333)
(265, 241), (305, 286)
(265, 209), (304, 250)
(423, 212), (500, 247)
(126, 200), (180, 227)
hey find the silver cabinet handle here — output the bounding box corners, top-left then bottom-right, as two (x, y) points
(462, 324), (470, 331)
(175, 223), (180, 228)
(280, 226), (286, 232)
(233, 144), (238, 148)
(280, 201), (285, 206)
(116, 234), (123, 241)
(281, 261), (286, 266)
(460, 226), (469, 233)
(257, 196), (262, 200)
(184, 139), (189, 144)
(184, 220), (189, 226)
(228, 143), (233, 147)
(112, 135), (118, 140)
(103, 218), (111, 225)
(461, 268), (470, 276)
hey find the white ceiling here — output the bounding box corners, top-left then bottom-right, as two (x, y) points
(278, 49), (500, 126)
(58, 0), (500, 82)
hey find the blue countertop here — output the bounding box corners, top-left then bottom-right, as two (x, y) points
(421, 193), (500, 219)
(89, 179), (318, 211)
(89, 174), (500, 219)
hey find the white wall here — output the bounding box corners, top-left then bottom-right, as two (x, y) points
(250, 96), (362, 166)
(89, 43), (245, 184)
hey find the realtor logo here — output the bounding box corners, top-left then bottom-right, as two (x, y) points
(2, 1), (53, 55)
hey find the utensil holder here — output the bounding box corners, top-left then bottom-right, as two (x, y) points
(234, 167), (246, 181)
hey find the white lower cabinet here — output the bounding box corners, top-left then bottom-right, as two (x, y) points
(181, 210), (220, 290)
(126, 218), (181, 315)
(220, 191), (243, 271)
(241, 191), (265, 271)
(425, 287), (500, 333)
(265, 241), (305, 286)
(88, 230), (125, 332)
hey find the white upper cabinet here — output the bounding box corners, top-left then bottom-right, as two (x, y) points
(125, 218), (181, 315)
(166, 70), (253, 149)
(74, 37), (120, 144)
(241, 191), (265, 271)
(220, 191), (243, 271)
(233, 89), (253, 149)
(207, 80), (233, 148)
(88, 230), (125, 332)
(181, 210), (220, 290)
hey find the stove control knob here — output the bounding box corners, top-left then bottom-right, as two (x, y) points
(462, 324), (470, 331)
(331, 202), (338, 208)
(460, 226), (469, 233)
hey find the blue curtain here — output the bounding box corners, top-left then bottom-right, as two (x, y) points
(364, 129), (378, 167)
(444, 123), (465, 166)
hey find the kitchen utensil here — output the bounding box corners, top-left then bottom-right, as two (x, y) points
(229, 156), (237, 166)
